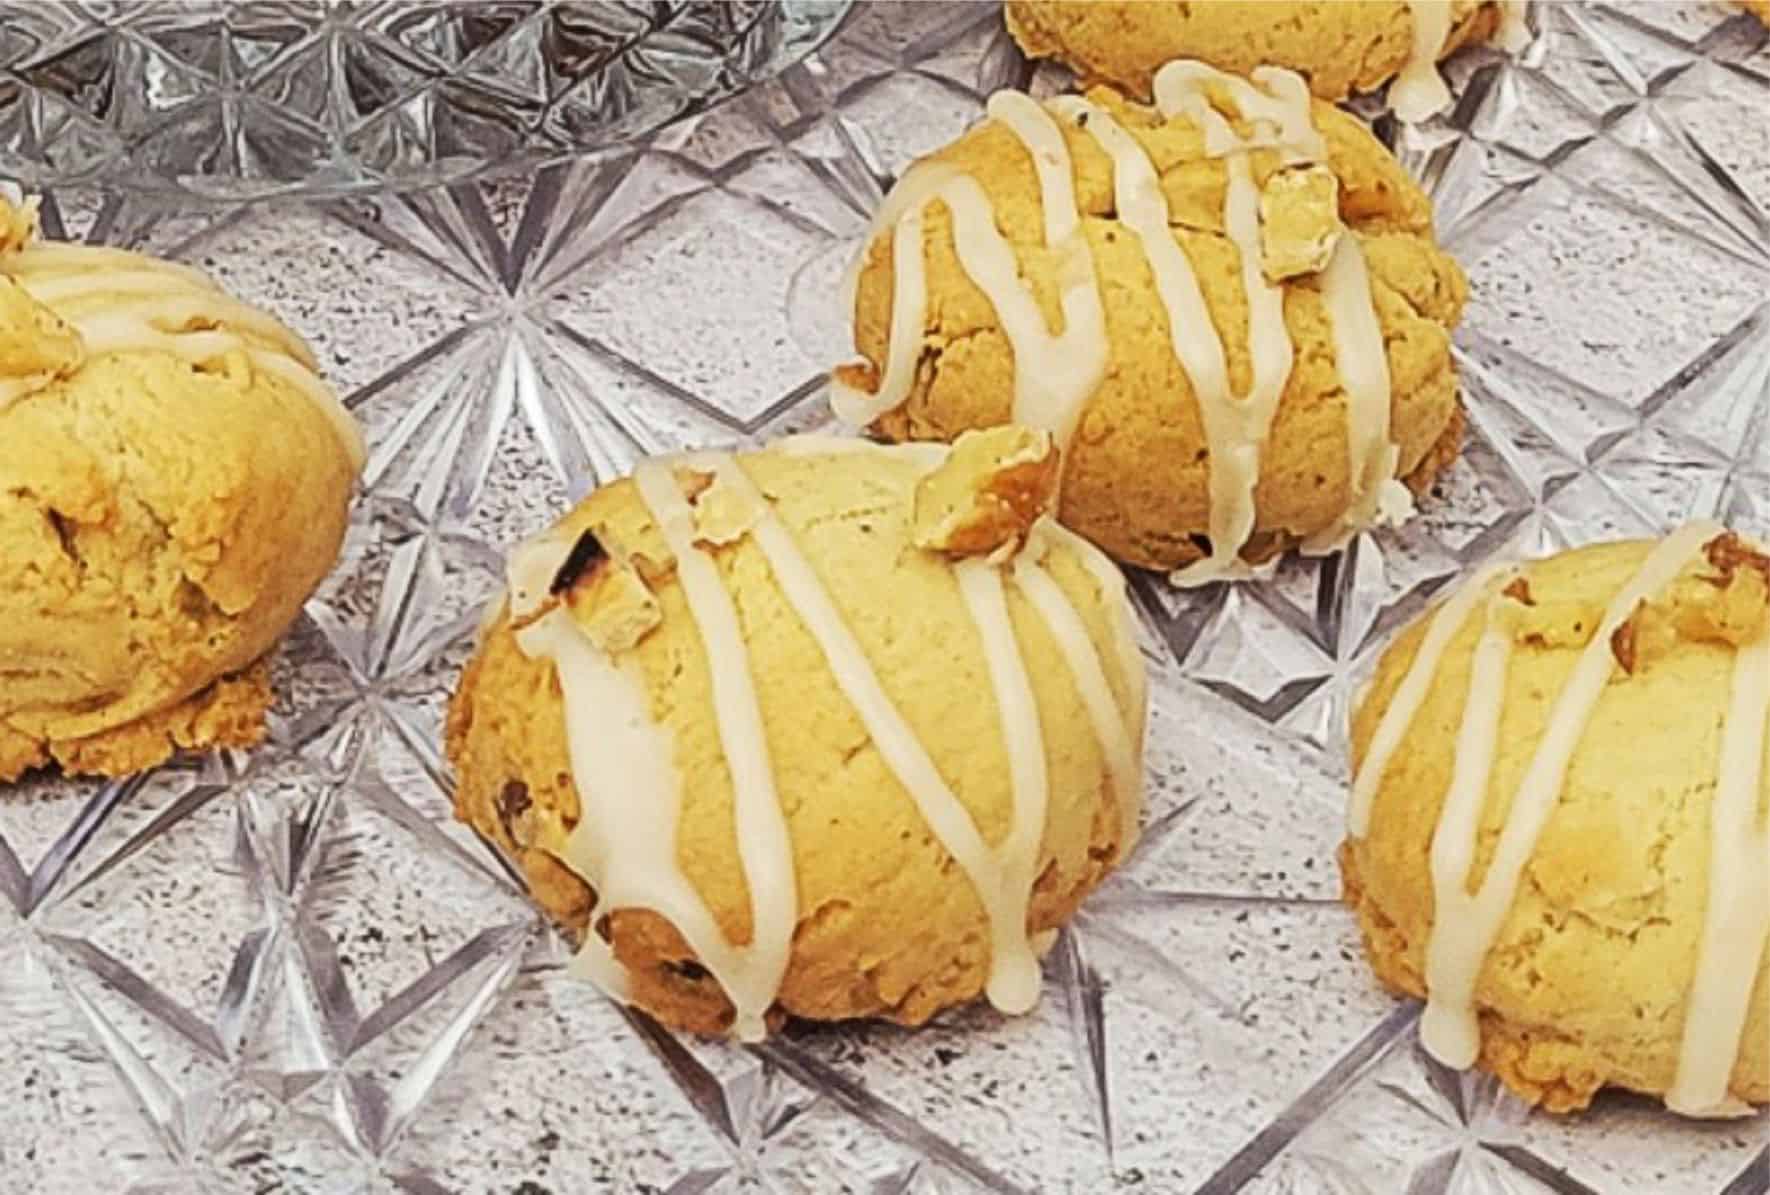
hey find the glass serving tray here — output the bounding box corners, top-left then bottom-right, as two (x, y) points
(0, 0), (853, 199)
(2, 2), (1768, 1192)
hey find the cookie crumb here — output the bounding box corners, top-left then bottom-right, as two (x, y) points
(550, 529), (609, 596)
(690, 473), (763, 548)
(562, 551), (662, 654)
(673, 467), (715, 504)
(1258, 164), (1344, 281)
(913, 426), (1059, 557)
(1610, 602), (1642, 675)
(1703, 531), (1770, 588)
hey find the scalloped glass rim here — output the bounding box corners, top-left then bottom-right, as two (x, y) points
(0, 0), (855, 203)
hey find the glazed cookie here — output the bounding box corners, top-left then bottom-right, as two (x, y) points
(448, 428), (1147, 1037)
(1005, 1), (1532, 121)
(1342, 525), (1770, 1115)
(832, 61), (1468, 579)
(0, 191), (363, 782)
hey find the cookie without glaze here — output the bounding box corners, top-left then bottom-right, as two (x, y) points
(0, 194), (359, 781)
(835, 70), (1467, 573)
(1343, 530), (1770, 1115)
(448, 434), (1147, 1036)
(1005, 1), (1510, 105)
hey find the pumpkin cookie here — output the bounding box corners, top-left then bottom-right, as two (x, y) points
(1343, 526), (1770, 1116)
(1005, 1), (1532, 121)
(832, 61), (1467, 579)
(0, 190), (362, 782)
(447, 429), (1147, 1037)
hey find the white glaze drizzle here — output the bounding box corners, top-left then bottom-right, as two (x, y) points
(1396, 3), (1533, 120)
(1395, 1), (1456, 123)
(835, 58), (1415, 584)
(1348, 560), (1518, 837)
(707, 452), (1047, 1009)
(1666, 621), (1770, 1118)
(1355, 524), (1770, 1112)
(1419, 524), (1721, 1070)
(514, 607), (685, 1008)
(833, 105), (1109, 449)
(1301, 236), (1415, 555)
(630, 460), (798, 1042)
(1418, 590), (1517, 1065)
(1496, 1), (1533, 52)
(1011, 538), (1144, 854)
(0, 237), (364, 471)
(955, 558), (1050, 1011)
(1044, 518), (1150, 759)
(511, 443), (1148, 1029)
(1151, 64), (1311, 586)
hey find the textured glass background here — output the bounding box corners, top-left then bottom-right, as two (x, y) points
(2, 2), (1768, 1193)
(0, 0), (851, 198)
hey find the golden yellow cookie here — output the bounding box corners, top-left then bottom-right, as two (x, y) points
(1343, 528), (1770, 1115)
(448, 429), (1147, 1036)
(0, 192), (362, 782)
(1005, 1), (1513, 104)
(833, 63), (1467, 575)
(1744, 0), (1770, 23)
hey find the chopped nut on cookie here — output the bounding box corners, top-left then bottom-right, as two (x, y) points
(686, 470), (764, 548)
(913, 426), (1059, 557)
(1506, 593), (1603, 649)
(549, 528), (663, 653)
(1259, 164), (1344, 281)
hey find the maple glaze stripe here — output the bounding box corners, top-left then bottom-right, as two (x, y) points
(631, 459), (798, 1043)
(1666, 623), (1770, 1117)
(838, 58), (1413, 585)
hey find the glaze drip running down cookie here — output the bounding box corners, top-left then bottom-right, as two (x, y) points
(833, 59), (1467, 579)
(1343, 526), (1770, 1116)
(0, 188), (361, 780)
(447, 429), (1147, 1038)
(1005, 1), (1533, 121)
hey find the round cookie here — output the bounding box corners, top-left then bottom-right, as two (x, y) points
(447, 428), (1147, 1037)
(0, 192), (362, 782)
(831, 61), (1468, 579)
(1005, 1), (1530, 120)
(1342, 526), (1770, 1115)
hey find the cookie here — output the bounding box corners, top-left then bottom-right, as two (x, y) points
(0, 191), (362, 782)
(831, 61), (1467, 579)
(447, 428), (1147, 1037)
(1342, 525), (1770, 1115)
(1005, 1), (1531, 121)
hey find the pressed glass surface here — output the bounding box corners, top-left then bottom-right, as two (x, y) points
(2, 3), (1769, 1192)
(0, 0), (852, 198)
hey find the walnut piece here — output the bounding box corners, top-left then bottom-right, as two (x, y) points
(687, 471), (763, 548)
(1610, 605), (1641, 675)
(560, 534), (663, 653)
(1259, 164), (1344, 281)
(1704, 530), (1770, 588)
(507, 526), (663, 652)
(1654, 533), (1770, 648)
(673, 466), (715, 504)
(1501, 576), (1535, 606)
(912, 426), (1059, 558)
